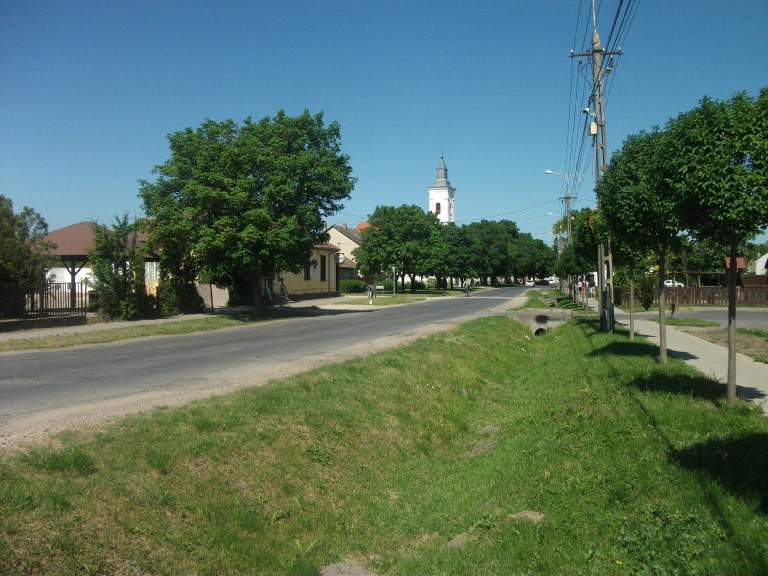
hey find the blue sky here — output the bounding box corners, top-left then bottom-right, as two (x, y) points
(2, 0), (766, 245)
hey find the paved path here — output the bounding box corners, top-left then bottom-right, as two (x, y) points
(610, 304), (768, 414)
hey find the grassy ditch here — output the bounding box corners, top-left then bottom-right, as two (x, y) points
(1, 317), (767, 575)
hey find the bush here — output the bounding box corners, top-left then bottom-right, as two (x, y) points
(638, 275), (657, 310)
(157, 279), (205, 316)
(406, 280), (426, 291)
(339, 279), (367, 293)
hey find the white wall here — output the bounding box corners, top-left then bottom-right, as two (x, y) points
(47, 267), (94, 285)
(755, 253), (768, 275)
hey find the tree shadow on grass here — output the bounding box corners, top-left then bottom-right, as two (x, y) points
(626, 372), (726, 404)
(670, 432), (768, 515)
(219, 306), (376, 323)
(588, 339), (660, 359)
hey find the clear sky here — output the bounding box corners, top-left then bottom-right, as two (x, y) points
(2, 0), (766, 245)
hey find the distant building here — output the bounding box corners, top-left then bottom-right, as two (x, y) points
(326, 223), (363, 280)
(754, 252), (768, 276)
(428, 156), (456, 224)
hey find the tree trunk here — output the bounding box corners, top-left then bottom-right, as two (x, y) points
(250, 277), (264, 308)
(726, 239), (738, 405)
(658, 252), (667, 365)
(628, 263), (635, 342)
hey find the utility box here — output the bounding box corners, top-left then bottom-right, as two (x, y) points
(589, 121), (598, 136)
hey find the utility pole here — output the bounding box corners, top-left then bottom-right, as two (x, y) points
(571, 0), (621, 332)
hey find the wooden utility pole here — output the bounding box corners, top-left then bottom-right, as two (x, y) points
(571, 0), (621, 332)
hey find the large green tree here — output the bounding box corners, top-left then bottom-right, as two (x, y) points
(510, 232), (554, 282)
(353, 204), (440, 291)
(442, 224), (484, 288)
(466, 220), (520, 285)
(668, 89), (768, 403)
(140, 110), (355, 306)
(0, 195), (53, 285)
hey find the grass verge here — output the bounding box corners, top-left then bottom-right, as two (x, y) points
(1, 317), (767, 575)
(656, 317), (721, 328)
(0, 309), (317, 352)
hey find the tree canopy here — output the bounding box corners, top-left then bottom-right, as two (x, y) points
(0, 195), (53, 285)
(353, 209), (555, 288)
(139, 110), (355, 305)
(668, 89), (768, 402)
(352, 205), (441, 290)
(596, 87), (768, 398)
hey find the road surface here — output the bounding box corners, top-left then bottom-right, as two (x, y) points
(0, 287), (525, 448)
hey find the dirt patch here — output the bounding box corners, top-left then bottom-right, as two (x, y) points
(683, 328), (768, 362)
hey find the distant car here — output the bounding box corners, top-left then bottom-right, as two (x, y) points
(664, 279), (684, 287)
(525, 279), (535, 287)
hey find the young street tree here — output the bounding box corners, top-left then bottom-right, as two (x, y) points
(89, 215), (153, 320)
(139, 110), (355, 306)
(596, 128), (683, 363)
(668, 89), (768, 404)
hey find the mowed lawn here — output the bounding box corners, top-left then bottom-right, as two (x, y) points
(1, 316), (767, 575)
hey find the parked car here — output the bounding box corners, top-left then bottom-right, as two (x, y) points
(525, 279), (535, 287)
(664, 279), (684, 287)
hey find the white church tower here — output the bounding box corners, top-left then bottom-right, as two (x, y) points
(428, 156), (456, 224)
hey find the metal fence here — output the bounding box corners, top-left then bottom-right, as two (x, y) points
(0, 282), (90, 319)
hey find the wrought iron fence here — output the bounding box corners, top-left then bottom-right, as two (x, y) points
(0, 282), (90, 319)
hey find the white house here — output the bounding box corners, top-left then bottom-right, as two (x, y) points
(754, 252), (768, 275)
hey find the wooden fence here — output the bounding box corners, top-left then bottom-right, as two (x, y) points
(614, 285), (768, 307)
(0, 282), (90, 319)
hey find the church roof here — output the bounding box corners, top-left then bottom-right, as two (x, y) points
(430, 157), (453, 189)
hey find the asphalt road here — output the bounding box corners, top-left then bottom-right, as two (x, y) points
(0, 287), (525, 434)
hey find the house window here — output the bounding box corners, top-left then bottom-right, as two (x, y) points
(304, 262), (311, 280)
(320, 255), (327, 281)
(435, 202), (441, 215)
(145, 261), (159, 282)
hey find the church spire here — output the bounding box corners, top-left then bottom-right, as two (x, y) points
(432, 155), (451, 187)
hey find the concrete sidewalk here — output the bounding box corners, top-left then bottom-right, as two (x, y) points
(607, 303), (768, 414)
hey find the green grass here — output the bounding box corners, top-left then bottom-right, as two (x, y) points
(655, 317), (721, 328)
(739, 327), (768, 342)
(336, 294), (427, 306)
(1, 317), (767, 575)
(513, 290), (592, 313)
